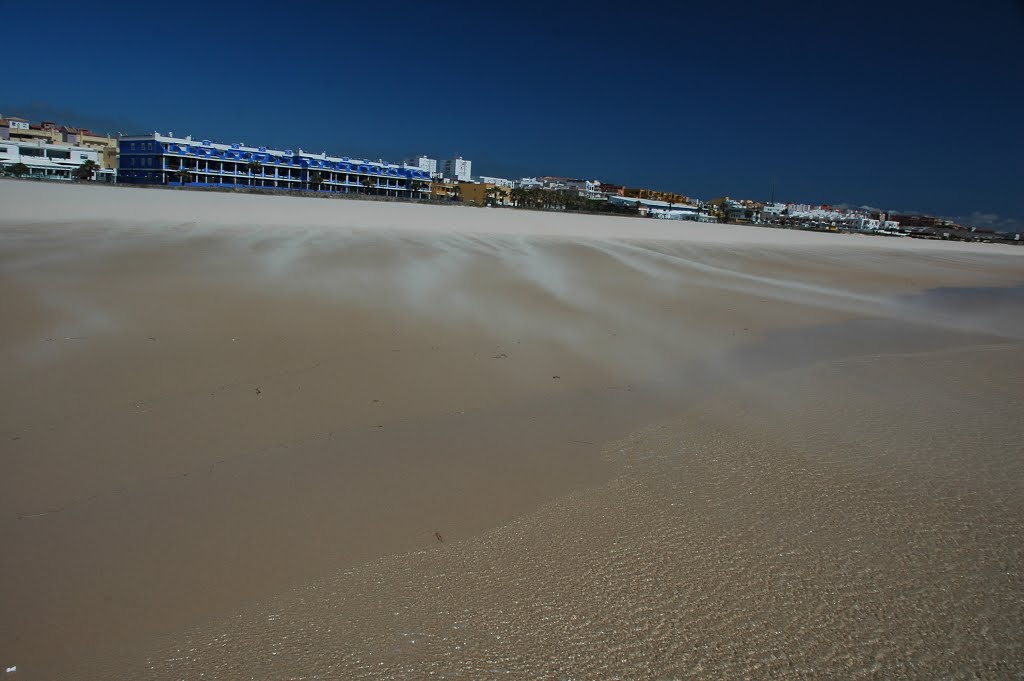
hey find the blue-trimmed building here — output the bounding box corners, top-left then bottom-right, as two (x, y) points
(117, 133), (432, 197)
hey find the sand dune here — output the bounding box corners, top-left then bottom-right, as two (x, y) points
(0, 180), (1021, 679)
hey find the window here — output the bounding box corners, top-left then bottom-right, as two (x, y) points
(130, 143), (136, 151)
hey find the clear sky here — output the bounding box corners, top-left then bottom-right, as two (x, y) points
(4, 0), (1023, 229)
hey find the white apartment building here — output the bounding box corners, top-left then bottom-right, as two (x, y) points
(0, 139), (115, 181)
(439, 157), (472, 182)
(403, 155), (437, 176)
(849, 217), (902, 232)
(608, 195), (713, 221)
(562, 178), (602, 199)
(476, 175), (514, 188)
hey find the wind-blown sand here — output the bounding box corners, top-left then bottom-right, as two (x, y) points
(1, 181), (1022, 679)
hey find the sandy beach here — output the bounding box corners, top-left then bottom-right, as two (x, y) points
(1, 180), (1022, 679)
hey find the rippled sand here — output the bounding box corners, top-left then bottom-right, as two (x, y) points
(1, 181), (1022, 679)
(137, 343), (1024, 680)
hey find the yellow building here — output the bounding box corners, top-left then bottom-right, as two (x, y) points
(2, 116), (119, 169)
(457, 182), (511, 206)
(430, 180), (459, 201)
(623, 187), (690, 204)
(3, 119), (62, 144)
(63, 128), (118, 170)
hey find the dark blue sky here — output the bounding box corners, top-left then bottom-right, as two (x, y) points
(4, 0), (1023, 228)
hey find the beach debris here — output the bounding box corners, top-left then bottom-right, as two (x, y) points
(569, 439), (595, 446)
(435, 532), (444, 543)
(492, 352), (508, 359)
(255, 387), (262, 396)
(552, 375), (561, 380)
(5, 665), (16, 673)
(148, 336), (157, 342)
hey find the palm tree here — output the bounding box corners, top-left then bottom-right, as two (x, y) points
(8, 162), (30, 177)
(246, 159), (263, 187)
(451, 184), (462, 202)
(73, 160), (98, 181)
(174, 165), (192, 186)
(361, 176), (375, 195)
(485, 185), (504, 206)
(309, 170), (326, 192)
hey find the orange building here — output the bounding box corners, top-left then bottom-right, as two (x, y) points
(623, 187), (690, 204)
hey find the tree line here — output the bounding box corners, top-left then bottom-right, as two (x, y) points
(507, 187), (639, 215)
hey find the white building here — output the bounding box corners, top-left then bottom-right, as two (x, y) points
(439, 157), (472, 182)
(0, 139), (114, 181)
(848, 217), (880, 231)
(516, 177), (544, 189)
(403, 155), (437, 176)
(556, 178), (603, 199)
(849, 217), (902, 232)
(477, 175), (514, 188)
(608, 195), (713, 221)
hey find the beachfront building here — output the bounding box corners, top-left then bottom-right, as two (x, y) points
(458, 182), (511, 206)
(608, 195), (713, 221)
(476, 175), (514, 188)
(403, 155), (438, 176)
(0, 138), (115, 181)
(439, 157), (472, 182)
(516, 177), (544, 190)
(623, 187), (691, 204)
(848, 217), (902, 232)
(598, 182), (625, 197)
(1, 116), (119, 170)
(59, 127), (118, 170)
(429, 179), (461, 201)
(1, 115), (60, 144)
(117, 133), (432, 197)
(565, 178), (602, 199)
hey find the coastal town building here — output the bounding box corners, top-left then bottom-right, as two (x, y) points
(458, 181), (511, 206)
(1, 115), (119, 169)
(60, 127), (118, 169)
(598, 182), (625, 197)
(888, 214), (953, 228)
(439, 157), (472, 182)
(403, 155), (438, 176)
(560, 178), (602, 199)
(847, 217), (902, 231)
(516, 177), (544, 189)
(1, 116), (60, 144)
(0, 138), (115, 181)
(623, 187), (691, 204)
(608, 195), (712, 221)
(476, 175), (514, 188)
(117, 133), (432, 197)
(429, 179), (460, 201)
